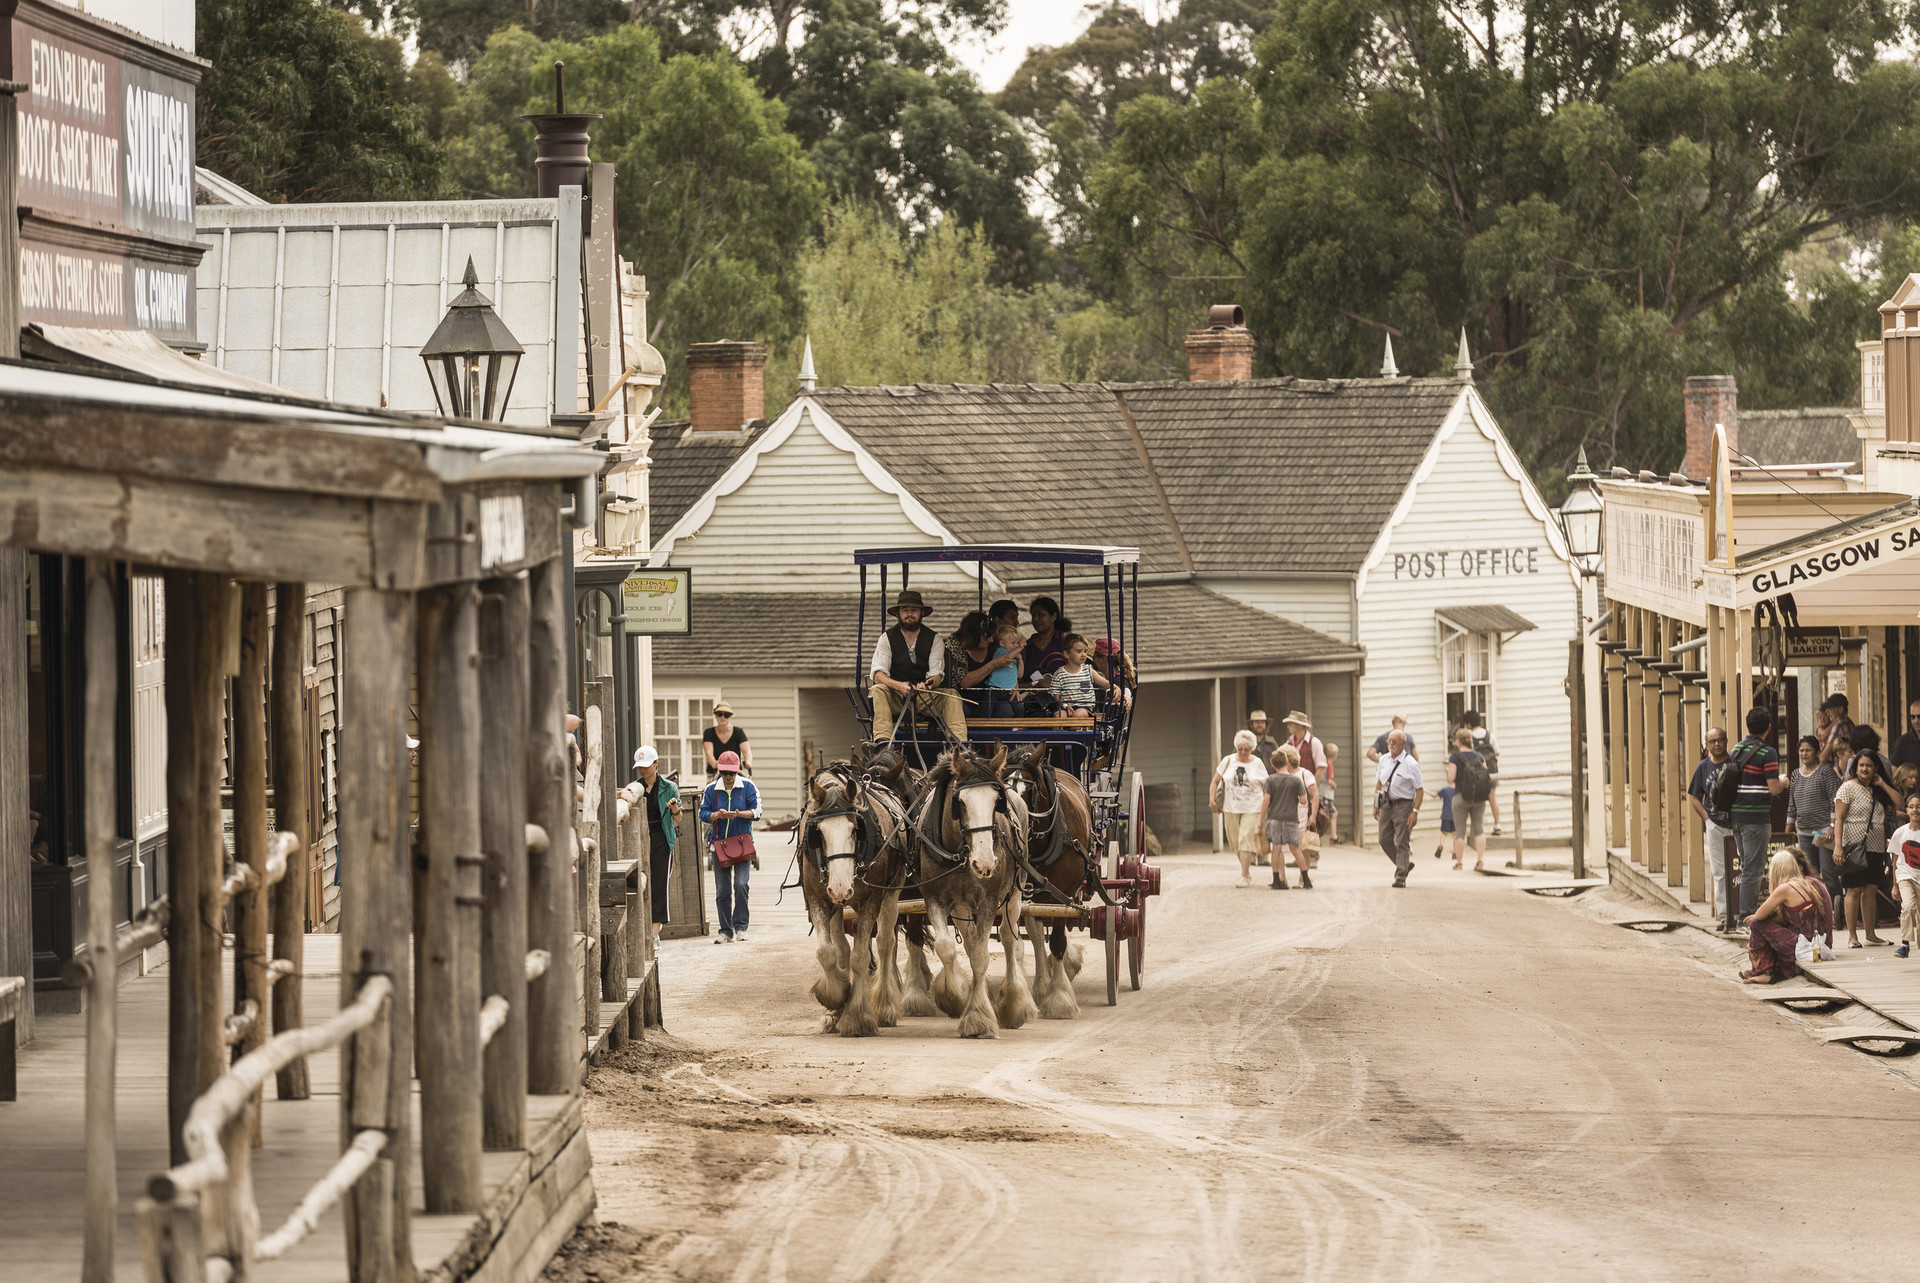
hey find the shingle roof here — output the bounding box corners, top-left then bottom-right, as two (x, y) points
(1436, 604), (1537, 635)
(650, 583), (1361, 678)
(646, 419), (765, 539)
(809, 378), (1464, 576)
(1737, 409), (1861, 468)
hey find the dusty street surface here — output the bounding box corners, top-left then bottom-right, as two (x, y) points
(546, 840), (1920, 1282)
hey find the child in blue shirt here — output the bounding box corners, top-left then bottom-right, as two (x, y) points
(984, 621), (1021, 717)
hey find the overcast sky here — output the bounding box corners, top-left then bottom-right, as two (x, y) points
(951, 2), (1099, 91)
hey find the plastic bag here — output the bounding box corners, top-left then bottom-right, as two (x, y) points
(1798, 936), (1836, 963)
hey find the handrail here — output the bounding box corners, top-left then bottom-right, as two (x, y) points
(218, 831), (297, 902)
(253, 1130), (389, 1260)
(62, 897), (170, 988)
(525, 948), (551, 980)
(478, 995), (510, 1047)
(152, 976), (393, 1200)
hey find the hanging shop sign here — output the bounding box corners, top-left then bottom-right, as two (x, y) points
(1752, 627), (1843, 667)
(9, 0), (202, 341)
(622, 568), (692, 635)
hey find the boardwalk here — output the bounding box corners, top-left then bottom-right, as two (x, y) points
(0, 937), (585, 1283)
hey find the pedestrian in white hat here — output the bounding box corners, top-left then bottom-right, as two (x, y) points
(627, 745), (680, 943)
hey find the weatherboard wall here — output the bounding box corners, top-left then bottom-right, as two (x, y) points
(1355, 389), (1579, 836)
(1204, 578), (1355, 644)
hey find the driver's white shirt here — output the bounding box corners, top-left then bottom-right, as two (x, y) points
(871, 627), (946, 683)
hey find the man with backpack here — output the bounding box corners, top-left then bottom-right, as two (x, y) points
(1727, 708), (1788, 922)
(1686, 727), (1739, 930)
(1446, 729), (1494, 871)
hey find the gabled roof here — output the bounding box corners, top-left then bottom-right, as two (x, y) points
(807, 378), (1467, 576)
(1736, 409), (1861, 468)
(649, 582), (1362, 679)
(647, 419), (767, 537)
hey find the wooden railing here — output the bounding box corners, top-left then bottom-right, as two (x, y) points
(138, 975), (395, 1282)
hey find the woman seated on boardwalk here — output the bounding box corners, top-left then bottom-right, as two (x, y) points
(1742, 850), (1834, 984)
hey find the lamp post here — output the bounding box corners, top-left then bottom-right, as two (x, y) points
(420, 257), (525, 422)
(1556, 448), (1605, 877)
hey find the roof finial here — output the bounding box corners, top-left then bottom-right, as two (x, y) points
(462, 256), (478, 290)
(1454, 327), (1473, 382)
(797, 335), (817, 392)
(1381, 332), (1399, 378)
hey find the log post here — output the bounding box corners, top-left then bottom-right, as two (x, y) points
(233, 584), (271, 1146)
(1682, 656), (1707, 903)
(1623, 607), (1645, 872)
(1605, 604), (1627, 849)
(416, 583), (483, 1212)
(526, 557), (581, 1094)
(1661, 647), (1685, 888)
(478, 575), (530, 1150)
(339, 587), (415, 1283)
(82, 560), (119, 1283)
(580, 681), (611, 1044)
(163, 572), (229, 1168)
(1641, 611), (1664, 874)
(270, 582), (311, 1099)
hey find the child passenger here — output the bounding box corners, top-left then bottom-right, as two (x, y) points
(984, 621), (1022, 718)
(1049, 633), (1110, 720)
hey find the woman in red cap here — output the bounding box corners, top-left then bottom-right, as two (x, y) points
(699, 750), (762, 943)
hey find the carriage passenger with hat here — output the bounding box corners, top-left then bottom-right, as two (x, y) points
(868, 589), (969, 742)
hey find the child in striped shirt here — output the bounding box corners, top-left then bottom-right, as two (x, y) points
(1049, 633), (1111, 719)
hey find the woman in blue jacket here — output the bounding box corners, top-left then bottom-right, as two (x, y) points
(699, 751), (761, 943)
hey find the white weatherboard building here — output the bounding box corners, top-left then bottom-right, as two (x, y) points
(643, 329), (1580, 841)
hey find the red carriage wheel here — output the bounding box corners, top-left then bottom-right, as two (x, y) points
(1127, 898), (1145, 990)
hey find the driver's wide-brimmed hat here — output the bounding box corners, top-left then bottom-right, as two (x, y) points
(888, 589), (932, 618)
(1282, 710), (1313, 730)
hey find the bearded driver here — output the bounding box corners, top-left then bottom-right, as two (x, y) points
(868, 589), (968, 741)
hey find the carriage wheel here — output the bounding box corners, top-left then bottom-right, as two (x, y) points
(1104, 907), (1120, 1007)
(1127, 898), (1145, 991)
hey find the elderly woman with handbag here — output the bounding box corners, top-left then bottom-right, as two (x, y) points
(699, 751), (762, 943)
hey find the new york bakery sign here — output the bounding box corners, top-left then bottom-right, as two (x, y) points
(12, 9), (197, 341)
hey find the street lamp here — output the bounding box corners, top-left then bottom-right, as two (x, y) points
(1557, 447), (1604, 577)
(1556, 446), (1606, 881)
(420, 257), (524, 422)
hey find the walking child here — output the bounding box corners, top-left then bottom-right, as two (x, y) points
(1893, 794), (1920, 958)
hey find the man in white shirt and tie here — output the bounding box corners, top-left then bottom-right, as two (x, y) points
(1374, 730), (1423, 887)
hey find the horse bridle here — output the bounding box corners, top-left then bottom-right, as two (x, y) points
(799, 769), (885, 876)
(916, 774), (1011, 864)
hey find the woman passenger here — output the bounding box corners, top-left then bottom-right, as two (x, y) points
(1022, 595), (1072, 682)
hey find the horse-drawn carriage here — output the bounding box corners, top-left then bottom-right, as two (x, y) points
(794, 545), (1160, 1037)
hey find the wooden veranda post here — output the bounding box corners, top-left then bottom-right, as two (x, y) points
(270, 581), (311, 1099)
(1641, 612), (1665, 875)
(1606, 606), (1627, 849)
(340, 587), (415, 1282)
(1625, 608), (1645, 871)
(1661, 639), (1685, 887)
(527, 556), (581, 1093)
(1682, 655), (1707, 903)
(417, 584), (484, 1213)
(479, 575), (531, 1149)
(82, 561), (118, 1283)
(164, 572), (229, 1167)
(234, 584), (271, 1142)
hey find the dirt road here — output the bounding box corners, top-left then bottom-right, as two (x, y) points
(547, 840), (1920, 1281)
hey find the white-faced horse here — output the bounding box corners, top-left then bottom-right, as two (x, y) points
(912, 744), (1038, 1037)
(796, 760), (911, 1036)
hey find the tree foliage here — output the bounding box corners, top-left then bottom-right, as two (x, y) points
(443, 25), (826, 411)
(198, 0), (446, 202)
(1086, 0), (1920, 488)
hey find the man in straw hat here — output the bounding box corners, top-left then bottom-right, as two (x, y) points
(868, 589), (968, 741)
(1283, 711), (1326, 791)
(1247, 710), (1282, 767)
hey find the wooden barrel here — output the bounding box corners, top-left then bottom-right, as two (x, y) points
(1144, 783), (1185, 845)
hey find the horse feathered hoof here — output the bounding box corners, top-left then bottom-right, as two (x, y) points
(957, 1007), (998, 1038)
(996, 986), (1037, 1030)
(1037, 988), (1078, 1020)
(1063, 940), (1086, 980)
(810, 971), (850, 1012)
(838, 1006), (879, 1038)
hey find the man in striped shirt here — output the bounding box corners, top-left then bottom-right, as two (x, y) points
(1731, 706), (1788, 918)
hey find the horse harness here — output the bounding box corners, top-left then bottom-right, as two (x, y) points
(797, 767), (890, 879)
(915, 773), (1018, 867)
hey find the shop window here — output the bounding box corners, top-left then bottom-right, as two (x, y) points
(1443, 630), (1494, 732)
(653, 691), (718, 786)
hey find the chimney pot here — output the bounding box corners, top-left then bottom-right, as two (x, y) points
(1187, 305), (1254, 382)
(523, 66), (601, 200)
(1682, 375), (1738, 480)
(686, 341), (768, 432)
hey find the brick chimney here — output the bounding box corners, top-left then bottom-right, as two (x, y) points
(1683, 375), (1737, 479)
(686, 341), (767, 432)
(1186, 304), (1254, 382)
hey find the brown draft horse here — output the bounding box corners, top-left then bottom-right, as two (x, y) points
(912, 744), (1038, 1037)
(795, 755), (912, 1036)
(1003, 743), (1094, 1019)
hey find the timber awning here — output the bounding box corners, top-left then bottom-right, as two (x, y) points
(1703, 496), (1920, 624)
(1436, 605), (1538, 640)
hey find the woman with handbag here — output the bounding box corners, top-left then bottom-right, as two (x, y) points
(1832, 751), (1892, 947)
(699, 751), (762, 943)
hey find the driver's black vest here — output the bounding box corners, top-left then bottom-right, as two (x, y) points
(886, 625), (936, 684)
